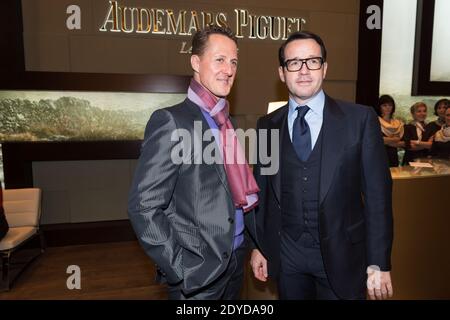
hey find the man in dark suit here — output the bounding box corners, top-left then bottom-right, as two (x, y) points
(128, 25), (259, 300)
(250, 31), (394, 300)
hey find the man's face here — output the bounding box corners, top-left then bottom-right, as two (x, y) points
(191, 34), (238, 99)
(278, 39), (327, 105)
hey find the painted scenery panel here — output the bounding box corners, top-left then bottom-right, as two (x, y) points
(0, 91), (186, 141)
(0, 90), (186, 185)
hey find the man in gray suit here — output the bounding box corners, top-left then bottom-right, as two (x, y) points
(128, 25), (259, 300)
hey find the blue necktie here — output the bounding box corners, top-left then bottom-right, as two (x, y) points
(293, 106), (311, 161)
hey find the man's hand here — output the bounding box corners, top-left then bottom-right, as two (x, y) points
(250, 249), (268, 282)
(367, 265), (394, 300)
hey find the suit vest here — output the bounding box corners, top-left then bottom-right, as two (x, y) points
(281, 123), (323, 242)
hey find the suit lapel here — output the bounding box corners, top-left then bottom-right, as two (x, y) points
(269, 105), (289, 205)
(184, 99), (232, 199)
(319, 95), (346, 204)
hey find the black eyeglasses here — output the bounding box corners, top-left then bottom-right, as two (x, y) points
(284, 57), (324, 72)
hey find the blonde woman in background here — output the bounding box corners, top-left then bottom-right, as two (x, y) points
(402, 102), (433, 165)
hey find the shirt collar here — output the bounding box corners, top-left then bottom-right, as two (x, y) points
(288, 90), (325, 118)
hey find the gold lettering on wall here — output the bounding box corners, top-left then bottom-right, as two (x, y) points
(234, 9), (306, 40)
(121, 7), (137, 33)
(98, 1), (306, 41)
(187, 11), (200, 35)
(136, 8), (152, 33)
(99, 1), (120, 32)
(153, 9), (166, 34)
(270, 16), (282, 41)
(201, 11), (214, 28)
(179, 41), (192, 54)
(216, 13), (228, 28)
(234, 9), (248, 38)
(166, 9), (187, 35)
(256, 16), (269, 40)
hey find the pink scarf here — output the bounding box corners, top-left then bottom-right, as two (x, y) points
(188, 78), (259, 212)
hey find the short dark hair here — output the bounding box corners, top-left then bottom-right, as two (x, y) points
(434, 98), (449, 116)
(191, 25), (237, 56)
(375, 95), (396, 117)
(278, 31), (327, 67)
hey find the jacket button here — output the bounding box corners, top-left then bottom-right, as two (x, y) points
(223, 252), (229, 259)
(228, 217), (234, 224)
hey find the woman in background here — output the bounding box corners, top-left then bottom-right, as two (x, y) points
(375, 95), (404, 167)
(402, 102), (433, 165)
(430, 107), (450, 159)
(426, 98), (448, 138)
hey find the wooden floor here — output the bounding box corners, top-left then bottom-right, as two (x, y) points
(0, 241), (168, 300)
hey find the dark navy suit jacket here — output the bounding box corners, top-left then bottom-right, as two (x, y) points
(253, 94), (393, 299)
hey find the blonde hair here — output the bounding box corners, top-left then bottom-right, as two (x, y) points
(410, 102), (427, 114)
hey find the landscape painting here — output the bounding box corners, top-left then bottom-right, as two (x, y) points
(0, 90), (186, 141)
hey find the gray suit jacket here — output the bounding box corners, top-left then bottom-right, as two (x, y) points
(128, 98), (257, 294)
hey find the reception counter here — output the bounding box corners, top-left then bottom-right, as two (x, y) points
(244, 160), (450, 299)
(389, 160), (450, 299)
